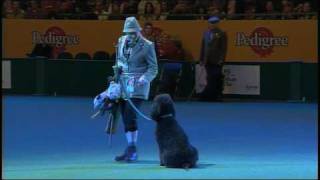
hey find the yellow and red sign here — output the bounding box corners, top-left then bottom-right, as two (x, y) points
(3, 19), (317, 62)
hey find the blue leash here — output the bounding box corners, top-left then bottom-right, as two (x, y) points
(119, 77), (153, 121)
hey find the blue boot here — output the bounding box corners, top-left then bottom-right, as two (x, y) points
(115, 145), (138, 162)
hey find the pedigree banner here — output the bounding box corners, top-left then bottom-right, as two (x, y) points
(3, 19), (317, 62)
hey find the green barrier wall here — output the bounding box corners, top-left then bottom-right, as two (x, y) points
(5, 59), (37, 94)
(301, 63), (318, 101)
(3, 59), (318, 102)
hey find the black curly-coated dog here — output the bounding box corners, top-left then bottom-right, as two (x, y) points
(151, 94), (198, 168)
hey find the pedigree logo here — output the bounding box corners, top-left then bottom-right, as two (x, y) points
(236, 27), (288, 57)
(32, 26), (79, 47)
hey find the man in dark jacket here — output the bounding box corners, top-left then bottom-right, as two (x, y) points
(199, 16), (227, 101)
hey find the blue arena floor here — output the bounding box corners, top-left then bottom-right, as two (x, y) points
(2, 95), (318, 179)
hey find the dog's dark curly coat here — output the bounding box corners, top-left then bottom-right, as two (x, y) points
(151, 94), (198, 168)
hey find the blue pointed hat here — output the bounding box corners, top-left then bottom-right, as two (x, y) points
(123, 16), (142, 33)
(208, 16), (220, 24)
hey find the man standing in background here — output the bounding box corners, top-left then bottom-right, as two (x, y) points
(199, 16), (227, 101)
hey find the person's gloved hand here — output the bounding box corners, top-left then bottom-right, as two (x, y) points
(137, 76), (148, 86)
(106, 82), (121, 100)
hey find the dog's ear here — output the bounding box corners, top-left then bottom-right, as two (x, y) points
(150, 100), (161, 120)
(157, 104), (161, 115)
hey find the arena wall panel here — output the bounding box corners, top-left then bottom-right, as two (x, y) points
(2, 59), (318, 102)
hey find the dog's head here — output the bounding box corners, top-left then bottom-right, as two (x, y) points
(151, 94), (175, 121)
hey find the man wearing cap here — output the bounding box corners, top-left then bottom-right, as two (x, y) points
(113, 16), (158, 162)
(199, 16), (227, 101)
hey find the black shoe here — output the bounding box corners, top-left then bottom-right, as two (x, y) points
(115, 145), (138, 162)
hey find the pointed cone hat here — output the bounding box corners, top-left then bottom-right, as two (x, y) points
(123, 16), (142, 33)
